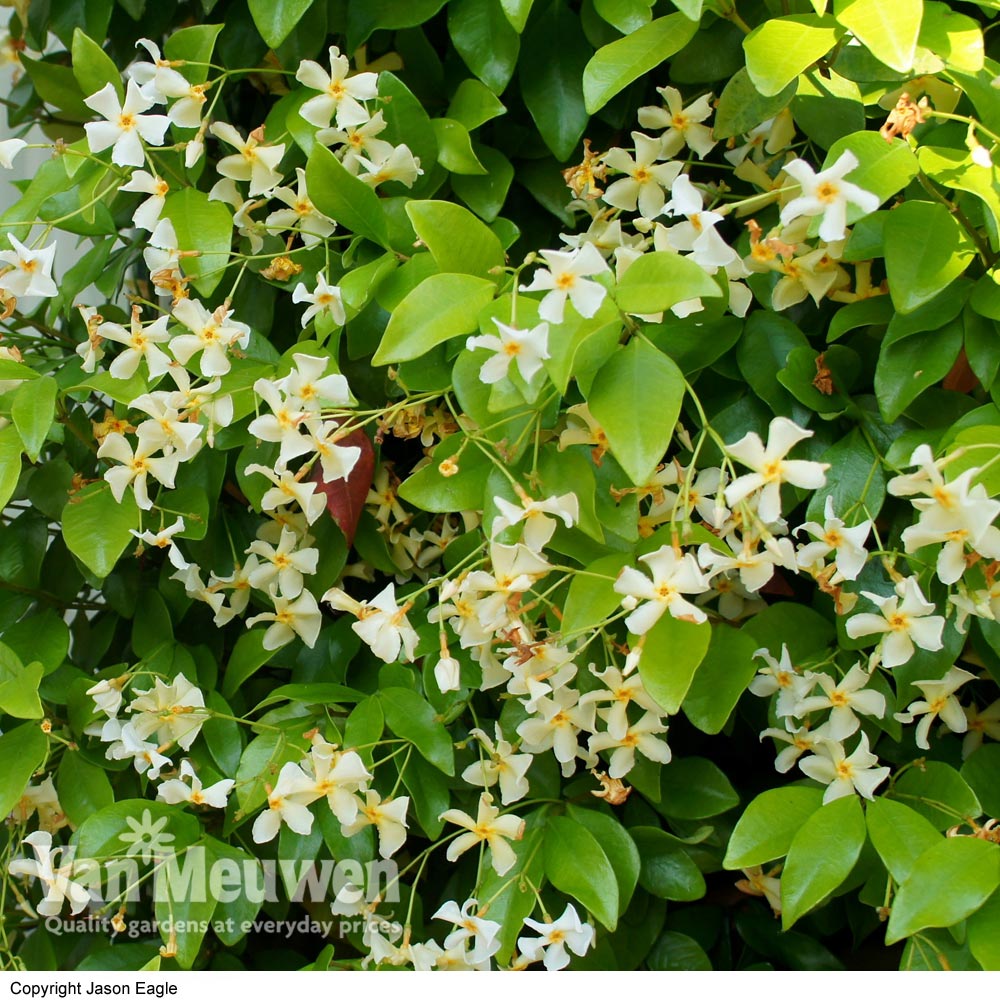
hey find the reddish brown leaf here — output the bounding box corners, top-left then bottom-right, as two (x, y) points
(942, 348), (979, 394)
(307, 426), (375, 546)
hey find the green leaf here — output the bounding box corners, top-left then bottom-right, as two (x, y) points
(724, 786), (826, 869)
(10, 376), (56, 464)
(639, 613), (712, 715)
(222, 629), (273, 697)
(71, 29), (123, 102)
(586, 338), (684, 485)
(56, 752), (114, 826)
(962, 745), (1000, 819)
(544, 815), (619, 929)
(0, 645), (43, 720)
(968, 890), (1000, 971)
(648, 931), (712, 971)
(452, 145), (515, 222)
(405, 200), (505, 279)
(715, 67), (796, 139)
(306, 143), (390, 247)
(378, 687), (455, 775)
(0, 426), (22, 512)
(886, 838), (1000, 945)
(806, 428), (886, 522)
(377, 73), (438, 196)
(500, 0), (534, 31)
(562, 553), (631, 637)
(373, 273), (496, 364)
(62, 483), (139, 580)
(163, 24), (224, 84)
(21, 54), (92, 119)
(865, 797), (942, 884)
(345, 696), (384, 769)
(398, 433), (490, 513)
(781, 795), (866, 929)
(431, 118), (488, 175)
(448, 0), (520, 94)
(163, 188), (234, 297)
(594, 0), (654, 33)
(235, 730), (309, 815)
(744, 15), (844, 97)
(0, 722), (48, 819)
(154, 841), (219, 969)
(682, 624), (761, 734)
(567, 805), (641, 914)
(834, 0), (921, 73)
(918, 3), (983, 73)
(615, 251), (722, 315)
(791, 71), (864, 150)
(631, 826), (706, 901)
(874, 319), (963, 422)
(248, 0), (314, 48)
(583, 13), (699, 113)
(520, 0), (591, 161)
(884, 200), (975, 315)
(447, 78), (507, 131)
(656, 756), (739, 819)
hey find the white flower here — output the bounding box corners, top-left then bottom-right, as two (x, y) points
(247, 527), (319, 598)
(0, 236), (57, 298)
(296, 46), (378, 129)
(780, 151), (880, 242)
(292, 273), (346, 328)
(306, 740), (372, 825)
(128, 672), (207, 750)
(796, 663), (886, 740)
(602, 132), (683, 218)
(341, 791), (409, 859)
(251, 761), (319, 844)
(246, 589), (323, 650)
(83, 80), (169, 167)
(265, 167), (336, 246)
(517, 904), (594, 971)
(248, 379), (313, 468)
(795, 496), (871, 581)
(637, 86), (716, 159)
(491, 491), (578, 552)
(97, 428), (180, 510)
(276, 352), (352, 411)
(440, 793), (524, 876)
(659, 174), (739, 270)
(517, 687), (596, 777)
(353, 144), (423, 189)
(119, 169), (170, 231)
(157, 759), (234, 808)
(210, 122), (286, 196)
(8, 832), (92, 917)
(0, 138), (27, 168)
(466, 319), (550, 385)
(433, 899), (502, 967)
(131, 515), (189, 570)
(435, 654), (462, 693)
(519, 244), (609, 324)
(461, 725), (533, 805)
(323, 582), (418, 663)
(86, 676), (128, 717)
(724, 416), (829, 523)
(318, 111), (394, 169)
(170, 298), (251, 378)
(845, 578), (945, 669)
(760, 722), (830, 774)
(614, 544), (710, 633)
(244, 464), (327, 523)
(749, 645), (817, 719)
(798, 732), (890, 803)
(100, 307), (172, 381)
(895, 666), (976, 749)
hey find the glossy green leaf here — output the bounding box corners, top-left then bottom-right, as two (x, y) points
(0, 426), (22, 512)
(306, 143), (390, 247)
(521, 0), (591, 161)
(431, 118), (488, 175)
(11, 375), (56, 463)
(452, 145), (515, 222)
(374, 273), (495, 365)
(874, 319), (963, 422)
(163, 24), (224, 84)
(682, 624), (761, 734)
(568, 805), (640, 914)
(715, 67), (796, 139)
(866, 797), (942, 884)
(781, 795), (865, 929)
(968, 890), (1000, 971)
(71, 29), (123, 102)
(62, 482), (139, 579)
(631, 826), (706, 901)
(639, 613), (712, 715)
(615, 251), (722, 315)
(657, 756), (739, 820)
(405, 200), (505, 279)
(886, 838), (1000, 944)
(834, 0), (920, 73)
(57, 752), (114, 826)
(583, 13), (699, 113)
(724, 786), (826, 869)
(0, 722), (49, 819)
(884, 200), (975, 315)
(163, 188), (234, 297)
(448, 0), (520, 94)
(0, 644), (43, 720)
(744, 15), (844, 97)
(500, 0), (534, 31)
(379, 687), (455, 775)
(586, 338), (684, 485)
(248, 0), (314, 48)
(544, 815), (619, 929)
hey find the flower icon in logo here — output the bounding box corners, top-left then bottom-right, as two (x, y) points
(118, 810), (176, 864)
